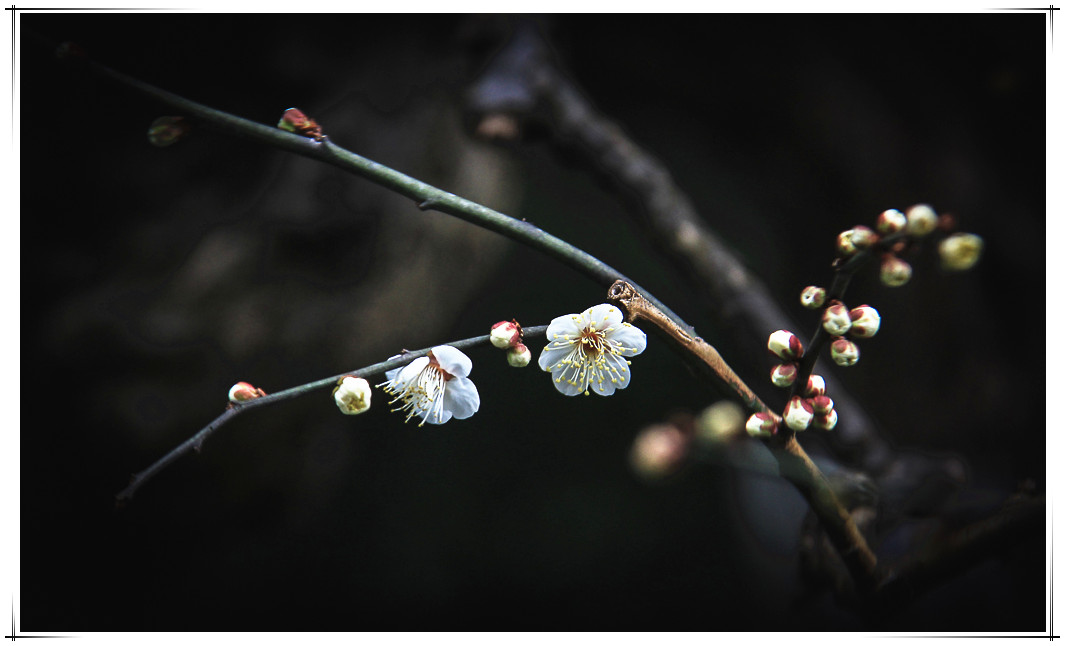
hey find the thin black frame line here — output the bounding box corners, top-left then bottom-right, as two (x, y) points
(4, 596), (75, 640)
(4, 7), (185, 10)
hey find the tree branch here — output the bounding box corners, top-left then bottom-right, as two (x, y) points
(116, 326), (547, 505)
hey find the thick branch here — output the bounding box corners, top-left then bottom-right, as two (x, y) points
(608, 280), (879, 594)
(466, 23), (888, 470)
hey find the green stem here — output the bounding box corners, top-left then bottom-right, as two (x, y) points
(83, 55), (693, 337)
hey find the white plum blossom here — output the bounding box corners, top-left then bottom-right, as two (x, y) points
(538, 304), (647, 396)
(380, 345), (480, 426)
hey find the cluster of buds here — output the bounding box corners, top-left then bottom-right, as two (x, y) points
(766, 329), (805, 389)
(815, 299), (880, 367)
(746, 204), (983, 440)
(746, 373), (838, 437)
(783, 375), (838, 432)
(837, 205), (982, 287)
(489, 319), (531, 367)
(758, 330), (835, 433)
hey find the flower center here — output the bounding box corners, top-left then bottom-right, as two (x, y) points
(579, 326), (608, 357)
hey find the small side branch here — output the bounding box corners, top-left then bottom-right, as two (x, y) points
(115, 326), (547, 505)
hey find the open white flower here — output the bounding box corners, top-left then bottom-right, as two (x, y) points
(380, 345), (480, 426)
(538, 304), (647, 396)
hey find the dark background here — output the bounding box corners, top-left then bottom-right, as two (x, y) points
(21, 13), (1046, 631)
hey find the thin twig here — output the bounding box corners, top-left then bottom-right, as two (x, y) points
(116, 327), (547, 505)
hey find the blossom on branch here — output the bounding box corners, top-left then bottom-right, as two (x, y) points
(380, 345), (480, 426)
(538, 304), (647, 396)
(334, 376), (372, 415)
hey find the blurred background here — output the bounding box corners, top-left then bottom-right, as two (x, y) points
(21, 13), (1046, 631)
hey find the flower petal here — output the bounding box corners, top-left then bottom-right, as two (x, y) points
(538, 341), (577, 372)
(442, 376), (480, 420)
(583, 303), (624, 330)
(606, 322), (647, 357)
(431, 345), (472, 378)
(424, 408), (453, 425)
(550, 366), (587, 396)
(391, 357), (429, 386)
(545, 313), (583, 342)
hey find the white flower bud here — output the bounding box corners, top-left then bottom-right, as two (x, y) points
(803, 375), (826, 397)
(783, 396), (814, 431)
(506, 343), (532, 367)
(880, 256), (912, 287)
(830, 338), (860, 366)
(696, 400), (746, 445)
(813, 409), (838, 430)
(334, 376), (372, 415)
(770, 362), (798, 388)
(876, 209), (907, 235)
(490, 320), (522, 349)
(905, 204), (938, 236)
(821, 301), (852, 336)
(939, 233), (983, 271)
(745, 412), (779, 439)
(810, 395), (834, 415)
(228, 381), (263, 403)
(799, 286), (827, 309)
(848, 304), (881, 338)
(767, 330), (804, 361)
(837, 226), (878, 256)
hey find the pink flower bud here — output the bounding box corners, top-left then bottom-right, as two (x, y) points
(939, 233), (983, 271)
(490, 319), (522, 349)
(745, 412), (779, 439)
(830, 338), (860, 367)
(799, 286), (827, 309)
(767, 330), (804, 361)
(630, 424), (689, 479)
(813, 409), (838, 431)
(880, 255), (912, 287)
(228, 381), (263, 403)
(770, 362), (798, 388)
(837, 226), (878, 256)
(905, 204), (938, 236)
(803, 374), (826, 397)
(876, 209), (907, 235)
(811, 395), (834, 415)
(848, 304), (881, 338)
(821, 301), (852, 336)
(784, 396), (814, 431)
(506, 343), (532, 367)
(277, 107), (323, 141)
